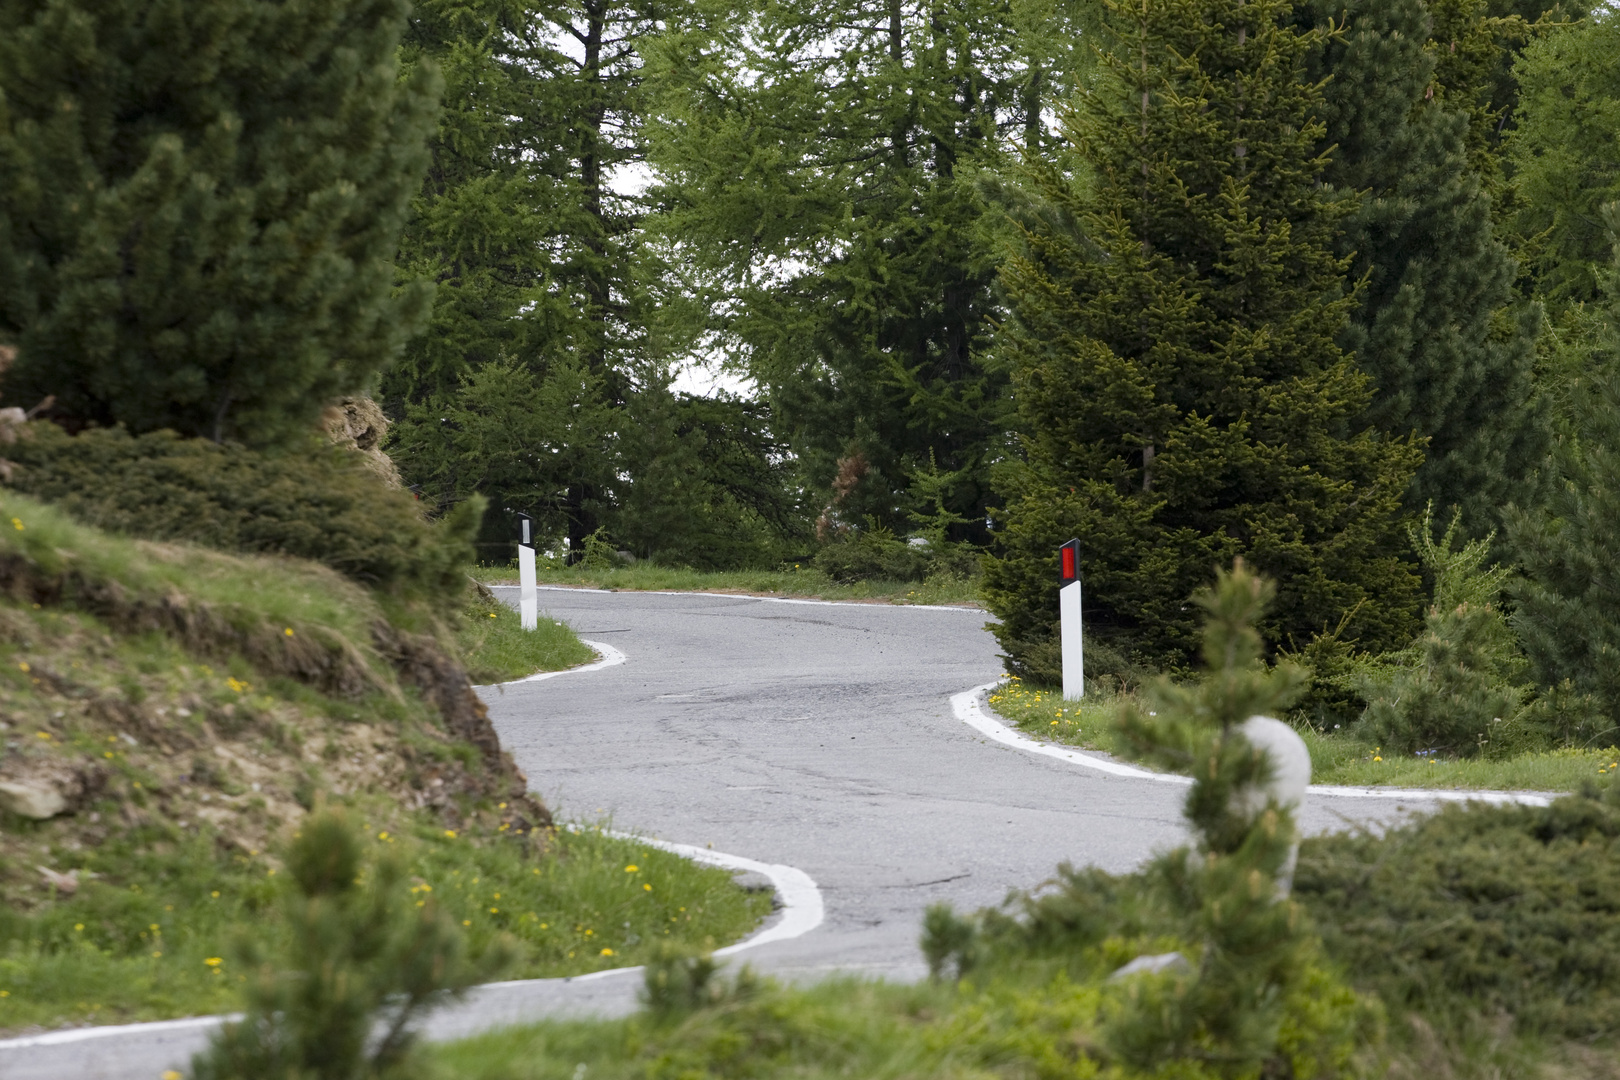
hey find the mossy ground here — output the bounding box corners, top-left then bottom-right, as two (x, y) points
(0, 495), (768, 1032)
(987, 678), (1618, 792)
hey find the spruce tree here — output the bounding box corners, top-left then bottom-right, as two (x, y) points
(0, 0), (439, 445)
(1298, 0), (1544, 538)
(981, 0), (1423, 678)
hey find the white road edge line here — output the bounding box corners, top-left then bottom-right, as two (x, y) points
(0, 639), (823, 1053)
(953, 682), (1552, 808)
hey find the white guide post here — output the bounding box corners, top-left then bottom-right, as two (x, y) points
(1232, 715), (1312, 896)
(1059, 539), (1083, 700)
(517, 512), (538, 632)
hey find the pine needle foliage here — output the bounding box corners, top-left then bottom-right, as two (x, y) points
(0, 0), (439, 446)
(1104, 562), (1317, 1073)
(981, 0), (1424, 679)
(1297, 0), (1544, 539)
(190, 812), (508, 1080)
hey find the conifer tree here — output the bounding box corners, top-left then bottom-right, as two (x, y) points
(190, 812), (504, 1080)
(981, 0), (1423, 678)
(1105, 563), (1314, 1073)
(644, 0), (1089, 541)
(1298, 0), (1544, 537)
(1506, 205), (1620, 741)
(1508, 10), (1620, 311)
(0, 0), (439, 445)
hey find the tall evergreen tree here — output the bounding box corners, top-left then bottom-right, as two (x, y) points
(644, 0), (1088, 542)
(0, 0), (439, 445)
(386, 0), (657, 558)
(981, 0), (1423, 679)
(1297, 0), (1544, 537)
(1507, 10), (1620, 311)
(1505, 204), (1620, 742)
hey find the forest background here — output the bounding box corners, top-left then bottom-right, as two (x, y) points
(4, 0), (1620, 758)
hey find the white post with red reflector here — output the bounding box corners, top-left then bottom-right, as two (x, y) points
(1059, 539), (1083, 699)
(517, 513), (538, 631)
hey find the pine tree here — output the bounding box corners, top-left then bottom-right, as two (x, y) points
(1105, 563), (1315, 1073)
(190, 812), (504, 1080)
(1298, 0), (1545, 538)
(643, 0), (1086, 543)
(981, 0), (1423, 679)
(0, 0), (439, 445)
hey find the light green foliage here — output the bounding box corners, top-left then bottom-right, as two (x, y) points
(0, 0), (437, 445)
(5, 423), (480, 602)
(1508, 10), (1620, 309)
(1296, 0), (1544, 538)
(1360, 508), (1530, 756)
(644, 0), (1076, 542)
(190, 812), (500, 1080)
(982, 0), (1423, 680)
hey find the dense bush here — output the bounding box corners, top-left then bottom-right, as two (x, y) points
(4, 423), (480, 599)
(1295, 778), (1620, 1039)
(812, 527), (979, 584)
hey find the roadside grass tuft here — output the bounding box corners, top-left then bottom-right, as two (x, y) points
(478, 562), (982, 607)
(986, 677), (1617, 792)
(456, 588), (594, 684)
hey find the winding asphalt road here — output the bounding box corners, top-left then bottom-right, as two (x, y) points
(2, 587), (1471, 1078)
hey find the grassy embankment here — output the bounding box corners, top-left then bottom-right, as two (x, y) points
(986, 678), (1619, 792)
(480, 561), (983, 607)
(0, 493), (769, 1032)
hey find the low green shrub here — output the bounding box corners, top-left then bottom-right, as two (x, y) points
(5, 424), (479, 600)
(812, 525), (980, 585)
(1295, 777), (1620, 1040)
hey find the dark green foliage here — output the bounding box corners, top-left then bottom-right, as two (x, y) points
(5, 424), (480, 598)
(1507, 213), (1620, 748)
(982, 0), (1423, 679)
(812, 528), (929, 584)
(1297, 0), (1544, 538)
(0, 0), (438, 445)
(386, 0), (656, 557)
(1364, 604), (1525, 754)
(389, 361), (796, 569)
(1295, 778), (1620, 1040)
(190, 812), (506, 1080)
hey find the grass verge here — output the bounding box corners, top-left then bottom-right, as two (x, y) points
(479, 562), (982, 607)
(0, 493), (768, 1032)
(985, 677), (1619, 792)
(456, 587), (595, 684)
